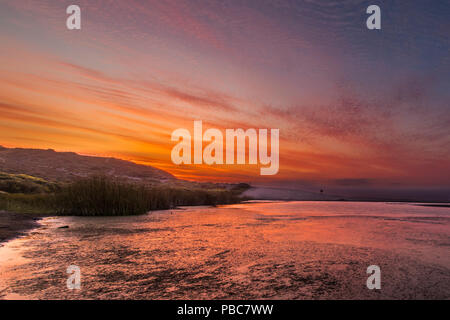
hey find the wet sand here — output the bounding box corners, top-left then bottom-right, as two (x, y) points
(0, 211), (44, 244)
(0, 201), (449, 300)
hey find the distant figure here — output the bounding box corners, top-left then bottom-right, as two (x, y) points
(320, 189), (324, 193)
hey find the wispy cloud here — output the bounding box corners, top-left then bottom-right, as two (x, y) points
(0, 0), (448, 186)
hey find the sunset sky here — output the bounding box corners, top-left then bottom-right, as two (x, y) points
(0, 0), (449, 190)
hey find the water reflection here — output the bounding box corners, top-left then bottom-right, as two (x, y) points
(0, 201), (449, 299)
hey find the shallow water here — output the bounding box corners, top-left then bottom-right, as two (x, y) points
(0, 201), (449, 299)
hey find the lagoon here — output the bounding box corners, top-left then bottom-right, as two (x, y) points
(0, 201), (449, 299)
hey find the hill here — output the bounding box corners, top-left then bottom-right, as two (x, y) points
(0, 146), (174, 184)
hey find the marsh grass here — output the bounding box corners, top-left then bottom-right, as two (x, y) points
(0, 192), (55, 214)
(0, 176), (247, 216)
(55, 176), (245, 216)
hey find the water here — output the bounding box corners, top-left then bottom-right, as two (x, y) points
(0, 201), (449, 299)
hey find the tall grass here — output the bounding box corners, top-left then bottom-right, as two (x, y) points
(0, 192), (55, 214)
(54, 176), (244, 216)
(0, 176), (247, 216)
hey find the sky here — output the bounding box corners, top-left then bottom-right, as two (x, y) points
(0, 0), (449, 191)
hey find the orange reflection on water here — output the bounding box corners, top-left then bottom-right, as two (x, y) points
(0, 201), (449, 299)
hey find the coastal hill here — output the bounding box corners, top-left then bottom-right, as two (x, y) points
(0, 146), (174, 184)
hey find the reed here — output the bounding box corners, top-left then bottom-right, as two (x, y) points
(54, 176), (244, 216)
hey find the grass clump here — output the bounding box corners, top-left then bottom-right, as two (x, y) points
(0, 172), (60, 194)
(0, 192), (55, 214)
(0, 175), (248, 216)
(55, 176), (152, 216)
(54, 176), (245, 216)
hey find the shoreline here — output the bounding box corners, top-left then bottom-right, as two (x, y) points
(0, 211), (47, 245)
(2, 199), (449, 245)
(1, 201), (448, 299)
